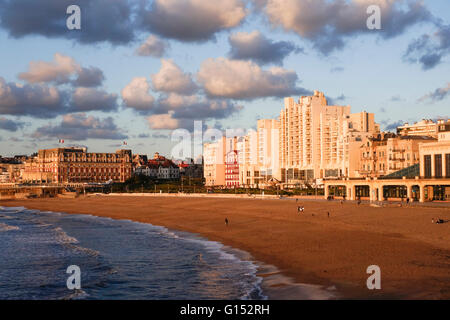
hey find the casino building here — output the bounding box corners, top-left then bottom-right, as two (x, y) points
(22, 147), (132, 184)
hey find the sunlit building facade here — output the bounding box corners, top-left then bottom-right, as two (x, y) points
(22, 148), (132, 184)
(279, 91), (379, 182)
(360, 134), (436, 177)
(397, 119), (450, 138)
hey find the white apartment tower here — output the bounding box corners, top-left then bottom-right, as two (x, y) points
(279, 91), (378, 182)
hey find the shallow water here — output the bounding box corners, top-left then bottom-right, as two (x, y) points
(0, 206), (265, 300)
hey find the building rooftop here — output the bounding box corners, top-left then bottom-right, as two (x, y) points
(398, 135), (437, 140)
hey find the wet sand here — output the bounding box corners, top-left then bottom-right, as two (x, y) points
(2, 195), (450, 299)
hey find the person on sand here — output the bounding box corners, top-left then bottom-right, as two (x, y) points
(297, 206), (304, 214)
(225, 218), (229, 226)
(327, 212), (330, 218)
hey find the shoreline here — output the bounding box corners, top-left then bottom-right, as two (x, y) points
(217, 242), (336, 300)
(0, 204), (331, 300)
(2, 196), (449, 299)
(0, 204), (334, 300)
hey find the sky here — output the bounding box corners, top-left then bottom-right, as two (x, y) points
(0, 0), (449, 158)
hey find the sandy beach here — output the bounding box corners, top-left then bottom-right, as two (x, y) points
(2, 195), (449, 299)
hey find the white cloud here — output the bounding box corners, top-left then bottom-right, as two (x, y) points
(33, 113), (128, 140)
(18, 53), (79, 84)
(147, 111), (182, 130)
(151, 59), (198, 95)
(136, 35), (170, 57)
(419, 83), (450, 102)
(158, 93), (242, 119)
(122, 77), (155, 111)
(71, 88), (118, 112)
(0, 77), (64, 117)
(139, 0), (248, 42)
(261, 0), (433, 54)
(197, 57), (309, 100)
(228, 30), (301, 65)
(18, 53), (105, 87)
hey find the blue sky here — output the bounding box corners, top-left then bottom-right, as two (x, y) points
(0, 0), (449, 157)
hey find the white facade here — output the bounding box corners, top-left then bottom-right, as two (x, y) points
(135, 165), (180, 180)
(203, 138), (226, 186)
(158, 166), (180, 179)
(419, 130), (450, 178)
(279, 91), (379, 181)
(135, 166), (158, 178)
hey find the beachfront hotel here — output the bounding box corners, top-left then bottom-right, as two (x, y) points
(204, 90), (382, 188)
(279, 91), (379, 183)
(202, 90), (450, 199)
(21, 147), (133, 184)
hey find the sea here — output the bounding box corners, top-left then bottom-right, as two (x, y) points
(0, 206), (265, 300)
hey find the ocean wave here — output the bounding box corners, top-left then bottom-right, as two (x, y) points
(0, 222), (20, 232)
(71, 245), (100, 257)
(53, 227), (100, 257)
(0, 206), (26, 211)
(35, 223), (52, 228)
(0, 206), (27, 214)
(153, 225), (264, 299)
(54, 227), (79, 244)
(241, 275), (267, 300)
(101, 218), (265, 300)
(62, 289), (89, 300)
(1, 206), (265, 300)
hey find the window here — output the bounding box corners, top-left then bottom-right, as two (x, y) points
(435, 154), (442, 178)
(424, 155), (432, 178)
(446, 154), (450, 178)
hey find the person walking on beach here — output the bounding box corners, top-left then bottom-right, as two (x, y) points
(225, 218), (229, 226)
